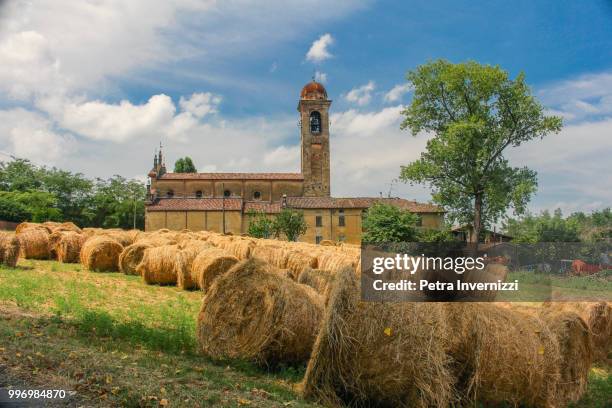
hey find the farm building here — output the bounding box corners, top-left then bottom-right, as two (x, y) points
(144, 80), (443, 244)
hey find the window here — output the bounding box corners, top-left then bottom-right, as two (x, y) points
(316, 235), (323, 244)
(338, 234), (346, 242)
(253, 191), (261, 200)
(195, 190), (203, 198)
(315, 215), (323, 227)
(166, 190), (174, 198)
(338, 209), (345, 227)
(310, 111), (321, 134)
(223, 189), (231, 197)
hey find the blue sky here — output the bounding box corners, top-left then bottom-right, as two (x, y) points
(0, 0), (611, 216)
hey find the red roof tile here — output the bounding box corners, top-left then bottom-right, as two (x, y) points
(146, 198), (242, 211)
(243, 201), (282, 214)
(158, 172), (304, 181)
(285, 197), (444, 213)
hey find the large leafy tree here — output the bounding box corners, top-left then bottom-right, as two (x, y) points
(89, 176), (146, 229)
(174, 157), (197, 173)
(362, 202), (420, 244)
(400, 60), (562, 242)
(246, 210), (275, 239)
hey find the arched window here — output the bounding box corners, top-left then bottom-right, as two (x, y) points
(166, 190), (174, 198)
(310, 111), (321, 134)
(195, 190), (203, 198)
(223, 189), (231, 197)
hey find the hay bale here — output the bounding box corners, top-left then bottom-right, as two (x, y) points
(137, 245), (182, 285)
(297, 268), (334, 295)
(119, 242), (154, 275)
(56, 232), (85, 263)
(80, 236), (123, 272)
(251, 245), (288, 269)
(225, 239), (255, 260)
(444, 303), (561, 407)
(197, 258), (324, 366)
(303, 267), (454, 407)
(544, 302), (611, 362)
(191, 248), (239, 291)
(459, 263), (509, 301)
(538, 309), (593, 404)
(101, 230), (135, 247)
(319, 239), (335, 246)
(16, 228), (50, 259)
(316, 252), (356, 274)
(285, 251), (318, 280)
(0, 232), (20, 267)
(50, 222), (82, 234)
(15, 222), (46, 234)
(175, 241), (212, 290)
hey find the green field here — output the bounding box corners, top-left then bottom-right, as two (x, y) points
(0, 261), (609, 407)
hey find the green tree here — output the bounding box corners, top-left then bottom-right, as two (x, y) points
(246, 210), (275, 238)
(174, 157), (197, 173)
(0, 194), (31, 222)
(272, 209), (307, 241)
(0, 159), (43, 191)
(399, 60), (562, 243)
(90, 176), (146, 229)
(41, 168), (93, 226)
(362, 203), (420, 244)
(0, 191), (62, 222)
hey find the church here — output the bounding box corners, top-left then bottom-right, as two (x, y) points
(144, 80), (444, 244)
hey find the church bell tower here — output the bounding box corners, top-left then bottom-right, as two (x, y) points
(298, 79), (331, 197)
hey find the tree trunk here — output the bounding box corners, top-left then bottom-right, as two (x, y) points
(471, 193), (483, 245)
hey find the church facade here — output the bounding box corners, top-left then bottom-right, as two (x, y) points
(144, 80), (444, 244)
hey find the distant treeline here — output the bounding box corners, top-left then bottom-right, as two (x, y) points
(504, 208), (612, 243)
(0, 159), (145, 229)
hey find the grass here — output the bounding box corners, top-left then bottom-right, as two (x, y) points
(0, 260), (317, 407)
(1, 260), (610, 407)
(504, 270), (612, 301)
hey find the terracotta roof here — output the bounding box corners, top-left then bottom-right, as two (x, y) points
(146, 198), (242, 211)
(285, 197), (444, 213)
(158, 172), (303, 181)
(300, 80), (327, 100)
(244, 201), (282, 214)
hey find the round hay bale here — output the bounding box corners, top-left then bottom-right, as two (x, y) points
(251, 245), (288, 269)
(101, 230), (135, 247)
(175, 241), (212, 290)
(544, 301), (611, 362)
(538, 309), (593, 404)
(191, 248), (239, 291)
(119, 242), (154, 275)
(444, 303), (561, 407)
(42, 221), (61, 232)
(56, 232), (85, 263)
(316, 252), (356, 274)
(0, 232), (20, 267)
(81, 227), (103, 238)
(15, 222), (46, 234)
(297, 268), (335, 295)
(302, 267), (454, 407)
(80, 236), (123, 272)
(459, 263), (509, 301)
(319, 239), (335, 246)
(16, 228), (50, 259)
(50, 222), (82, 234)
(197, 258), (324, 366)
(225, 239), (255, 260)
(48, 230), (64, 259)
(137, 245), (182, 285)
(286, 251), (318, 280)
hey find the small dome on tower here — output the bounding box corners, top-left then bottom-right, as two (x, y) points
(300, 80), (327, 100)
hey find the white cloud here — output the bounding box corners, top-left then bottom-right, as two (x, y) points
(263, 145), (301, 170)
(306, 33), (334, 63)
(344, 81), (375, 106)
(314, 70), (328, 83)
(384, 83), (412, 103)
(538, 71), (612, 122)
(179, 92), (221, 118)
(0, 109), (75, 165)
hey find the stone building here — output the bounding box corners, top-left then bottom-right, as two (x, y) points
(144, 80), (444, 244)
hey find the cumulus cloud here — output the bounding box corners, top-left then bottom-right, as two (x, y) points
(384, 83), (412, 103)
(306, 33), (334, 63)
(344, 81), (375, 106)
(179, 93), (221, 118)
